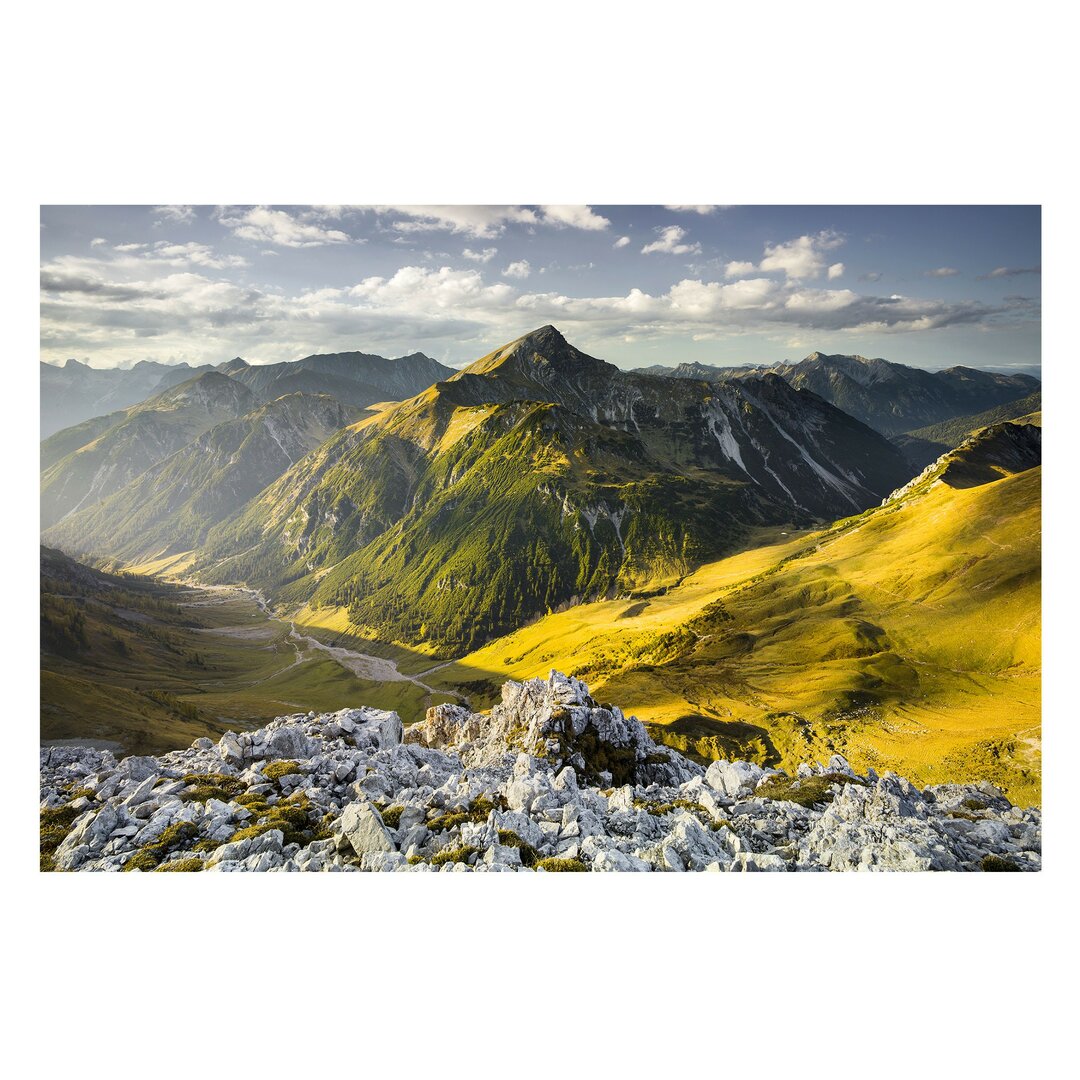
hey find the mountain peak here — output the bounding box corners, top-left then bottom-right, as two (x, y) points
(458, 325), (608, 381)
(520, 324), (567, 348)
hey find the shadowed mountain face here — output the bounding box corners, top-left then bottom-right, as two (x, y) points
(190, 326), (913, 652)
(40, 349), (455, 438)
(918, 420), (1042, 491)
(893, 390), (1042, 471)
(637, 352), (1040, 437)
(43, 393), (361, 561)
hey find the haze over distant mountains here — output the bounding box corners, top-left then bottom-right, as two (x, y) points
(635, 352), (1039, 437)
(40, 348), (453, 438)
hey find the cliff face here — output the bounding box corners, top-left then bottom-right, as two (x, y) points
(40, 671), (1040, 873)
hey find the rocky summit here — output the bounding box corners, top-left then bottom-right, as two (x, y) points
(40, 672), (1041, 872)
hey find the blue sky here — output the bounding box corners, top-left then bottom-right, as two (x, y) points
(39, 204), (1041, 371)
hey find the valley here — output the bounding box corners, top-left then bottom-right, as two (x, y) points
(40, 327), (1042, 806)
(40, 549), (455, 756)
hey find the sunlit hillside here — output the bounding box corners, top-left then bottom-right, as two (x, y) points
(429, 422), (1041, 804)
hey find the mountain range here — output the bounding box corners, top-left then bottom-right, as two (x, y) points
(39, 325), (1043, 800)
(39, 348), (453, 438)
(171, 326), (914, 651)
(44, 391), (360, 559)
(635, 352), (1039, 437)
(40, 358), (215, 438)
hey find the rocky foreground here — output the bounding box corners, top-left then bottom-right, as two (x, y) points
(40, 672), (1041, 872)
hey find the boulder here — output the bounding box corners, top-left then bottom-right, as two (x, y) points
(705, 760), (764, 798)
(336, 800), (395, 857)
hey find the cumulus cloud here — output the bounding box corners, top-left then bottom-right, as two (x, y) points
(724, 260), (756, 278)
(149, 241), (249, 270)
(759, 230), (844, 280)
(348, 265), (516, 312)
(827, 262), (845, 280)
(641, 225), (702, 255)
(152, 205), (197, 226)
(40, 247), (1033, 371)
(90, 237), (107, 247)
(613, 236), (631, 249)
(217, 206), (353, 247)
(462, 247), (497, 263)
(377, 206), (538, 239)
(502, 260), (531, 279)
(663, 205), (717, 214)
(539, 205), (610, 230)
(978, 265), (1041, 279)
(378, 205), (610, 238)
(924, 266), (959, 277)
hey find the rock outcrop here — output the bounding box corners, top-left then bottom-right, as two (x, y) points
(39, 672), (1041, 872)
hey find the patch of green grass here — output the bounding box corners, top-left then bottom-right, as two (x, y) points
(224, 793), (318, 848)
(497, 829), (539, 867)
(755, 772), (867, 809)
(262, 760), (301, 782)
(155, 857), (204, 872)
(122, 822), (199, 872)
(536, 857), (588, 872)
(39, 801), (86, 872)
(181, 772), (246, 803)
(981, 854), (1023, 872)
(427, 795), (503, 833)
(431, 845), (479, 866)
(379, 805), (404, 829)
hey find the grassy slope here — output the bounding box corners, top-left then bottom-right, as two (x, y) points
(430, 464), (1041, 805)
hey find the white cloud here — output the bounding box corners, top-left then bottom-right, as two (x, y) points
(759, 230), (845, 280)
(724, 260), (756, 278)
(613, 236), (631, 249)
(979, 265), (1041, 280)
(379, 205), (539, 239)
(641, 225), (702, 255)
(149, 241), (249, 269)
(538, 205), (610, 230)
(376, 205), (609, 238)
(663, 205), (717, 214)
(40, 250), (1030, 371)
(925, 266), (959, 277)
(827, 262), (845, 280)
(349, 265), (517, 312)
(502, 260), (531, 279)
(152, 205), (196, 226)
(217, 206), (353, 247)
(462, 247), (497, 263)
(113, 242), (147, 252)
(90, 237), (107, 247)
